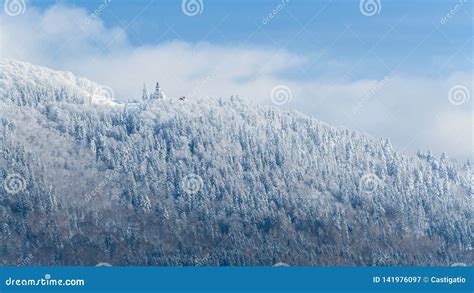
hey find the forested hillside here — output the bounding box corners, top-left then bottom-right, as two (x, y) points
(0, 59), (472, 266)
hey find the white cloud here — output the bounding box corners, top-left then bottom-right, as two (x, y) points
(0, 4), (472, 160)
(429, 111), (473, 159)
(1, 5), (125, 59)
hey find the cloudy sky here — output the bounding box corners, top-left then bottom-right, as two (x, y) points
(0, 0), (472, 160)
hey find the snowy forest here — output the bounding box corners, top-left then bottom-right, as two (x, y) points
(0, 59), (472, 266)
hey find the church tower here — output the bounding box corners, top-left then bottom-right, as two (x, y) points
(151, 82), (165, 99)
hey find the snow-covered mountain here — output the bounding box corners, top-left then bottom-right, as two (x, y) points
(0, 59), (120, 107)
(0, 59), (472, 266)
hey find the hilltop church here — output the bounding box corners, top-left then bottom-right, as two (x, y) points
(142, 82), (165, 100)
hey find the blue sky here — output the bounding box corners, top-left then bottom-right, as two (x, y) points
(29, 0), (471, 80)
(1, 0), (473, 159)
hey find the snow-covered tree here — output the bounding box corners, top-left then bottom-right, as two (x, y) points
(0, 59), (471, 266)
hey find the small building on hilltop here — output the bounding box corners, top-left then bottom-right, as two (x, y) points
(142, 82), (166, 101)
